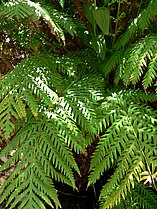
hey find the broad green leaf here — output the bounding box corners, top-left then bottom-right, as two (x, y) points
(84, 5), (96, 27)
(92, 7), (110, 35)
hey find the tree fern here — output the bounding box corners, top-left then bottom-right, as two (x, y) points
(88, 89), (157, 209)
(121, 35), (157, 88)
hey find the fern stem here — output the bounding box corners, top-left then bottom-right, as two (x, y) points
(58, 190), (87, 198)
(94, 0), (97, 8)
(93, 0), (97, 37)
(137, 0), (143, 16)
(92, 184), (98, 200)
(127, 116), (157, 191)
(112, 0), (121, 48)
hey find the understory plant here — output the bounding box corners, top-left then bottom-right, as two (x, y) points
(0, 0), (157, 209)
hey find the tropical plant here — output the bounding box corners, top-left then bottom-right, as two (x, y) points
(88, 89), (157, 209)
(0, 1), (104, 208)
(0, 0), (157, 209)
(87, 0), (157, 208)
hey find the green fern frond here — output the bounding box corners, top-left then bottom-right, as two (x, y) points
(41, 4), (76, 36)
(105, 34), (157, 91)
(88, 89), (157, 209)
(60, 74), (104, 144)
(115, 0), (157, 49)
(143, 51), (157, 89)
(0, 93), (26, 139)
(103, 49), (125, 76)
(0, 116), (82, 208)
(0, 0), (35, 19)
(57, 0), (65, 8)
(47, 109), (85, 153)
(109, 183), (157, 209)
(122, 35), (157, 87)
(100, 156), (144, 209)
(0, 50), (105, 207)
(132, 183), (157, 209)
(0, 54), (76, 138)
(0, 0), (66, 42)
(68, 49), (104, 74)
(0, 53), (104, 140)
(97, 88), (157, 134)
(0, 56), (59, 138)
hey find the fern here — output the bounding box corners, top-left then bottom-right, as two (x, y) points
(68, 49), (104, 74)
(0, 53), (103, 139)
(115, 0), (157, 49)
(0, 0), (76, 43)
(57, 0), (65, 8)
(121, 35), (157, 87)
(105, 34), (157, 91)
(0, 51), (104, 207)
(60, 74), (104, 145)
(104, 0), (157, 92)
(39, 3), (76, 36)
(88, 89), (157, 209)
(0, 0), (35, 19)
(1, 0), (157, 208)
(0, 116), (79, 208)
(107, 183), (157, 209)
(103, 49), (125, 76)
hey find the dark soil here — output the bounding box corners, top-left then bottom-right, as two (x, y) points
(57, 184), (99, 209)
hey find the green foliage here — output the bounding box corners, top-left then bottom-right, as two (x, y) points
(103, 183), (157, 209)
(40, 3), (76, 37)
(89, 89), (157, 208)
(0, 0), (76, 43)
(115, 0), (157, 49)
(0, 50), (104, 208)
(96, 0), (157, 207)
(106, 34), (157, 90)
(57, 0), (65, 8)
(104, 0), (157, 92)
(1, 0), (157, 209)
(0, 53), (104, 140)
(85, 6), (110, 35)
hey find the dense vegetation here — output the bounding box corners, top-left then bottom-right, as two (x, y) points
(0, 0), (157, 208)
